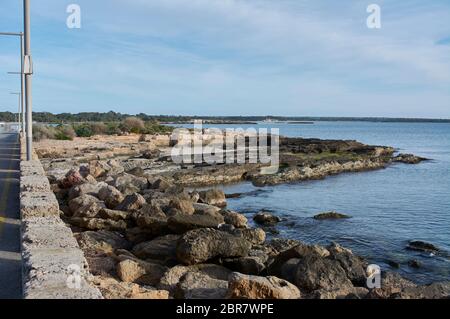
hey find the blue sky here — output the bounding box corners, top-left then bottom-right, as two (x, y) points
(0, 0), (449, 117)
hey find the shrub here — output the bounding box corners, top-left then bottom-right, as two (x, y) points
(142, 121), (173, 135)
(33, 124), (56, 141)
(73, 124), (93, 137)
(121, 117), (145, 134)
(106, 122), (122, 135)
(90, 122), (107, 135)
(54, 125), (76, 140)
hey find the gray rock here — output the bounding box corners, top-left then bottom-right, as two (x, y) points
(222, 256), (265, 275)
(313, 211), (351, 220)
(406, 240), (440, 254)
(132, 234), (180, 262)
(159, 264), (232, 295)
(198, 189), (227, 207)
(227, 272), (301, 299)
(294, 254), (353, 292)
(78, 230), (131, 256)
(115, 193), (146, 212)
(176, 228), (252, 265)
(97, 208), (129, 221)
(167, 213), (224, 234)
(221, 210), (248, 228)
(98, 185), (125, 209)
(253, 211), (281, 225)
(175, 272), (228, 299)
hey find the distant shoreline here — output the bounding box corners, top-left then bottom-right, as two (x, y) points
(1, 111), (450, 124)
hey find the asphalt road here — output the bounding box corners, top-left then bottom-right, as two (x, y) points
(0, 132), (22, 299)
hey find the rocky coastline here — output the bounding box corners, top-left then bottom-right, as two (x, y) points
(34, 133), (449, 299)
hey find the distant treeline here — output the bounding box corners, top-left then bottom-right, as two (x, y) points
(1, 111), (449, 124)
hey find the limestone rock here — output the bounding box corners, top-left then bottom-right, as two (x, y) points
(313, 211), (351, 220)
(176, 228), (252, 265)
(227, 272), (301, 299)
(198, 189), (227, 207)
(167, 213), (224, 234)
(253, 211), (281, 225)
(98, 185), (125, 209)
(116, 193), (146, 212)
(221, 210), (248, 228)
(175, 272), (228, 299)
(132, 234), (180, 262)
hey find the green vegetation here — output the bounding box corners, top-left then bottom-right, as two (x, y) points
(2, 111), (450, 124)
(32, 116), (173, 142)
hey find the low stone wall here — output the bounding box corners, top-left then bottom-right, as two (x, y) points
(19, 142), (102, 299)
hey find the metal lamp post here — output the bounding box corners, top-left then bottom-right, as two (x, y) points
(8, 72), (25, 136)
(10, 92), (22, 133)
(0, 31), (27, 154)
(23, 0), (33, 161)
(0, 0), (33, 160)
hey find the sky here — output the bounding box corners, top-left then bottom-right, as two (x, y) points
(0, 0), (449, 118)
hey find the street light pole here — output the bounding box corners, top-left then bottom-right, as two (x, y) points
(8, 72), (24, 137)
(23, 0), (33, 161)
(10, 92), (22, 133)
(0, 32), (25, 139)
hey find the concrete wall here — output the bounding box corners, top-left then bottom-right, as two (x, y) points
(19, 141), (102, 299)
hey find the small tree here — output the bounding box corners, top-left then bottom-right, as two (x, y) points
(121, 116), (145, 134)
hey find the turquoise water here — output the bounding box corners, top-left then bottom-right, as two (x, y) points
(178, 122), (450, 284)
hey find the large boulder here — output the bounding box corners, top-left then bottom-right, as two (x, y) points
(253, 211), (281, 226)
(98, 208), (129, 221)
(150, 178), (174, 191)
(392, 282), (450, 299)
(59, 168), (85, 189)
(222, 257), (265, 275)
(92, 276), (169, 299)
(132, 234), (180, 263)
(88, 160), (111, 178)
(78, 230), (131, 256)
(167, 198), (195, 215)
(267, 238), (302, 254)
(293, 254), (353, 293)
(193, 203), (221, 215)
(176, 228), (252, 265)
(227, 273), (301, 299)
(233, 228), (266, 245)
(70, 217), (127, 231)
(221, 210), (248, 228)
(366, 272), (417, 299)
(73, 201), (106, 218)
(174, 272), (228, 299)
(98, 185), (125, 209)
(327, 243), (367, 286)
(68, 194), (100, 214)
(134, 215), (169, 237)
(112, 173), (148, 194)
(198, 189), (227, 207)
(267, 243), (330, 276)
(159, 264), (232, 295)
(116, 258), (167, 286)
(313, 211), (351, 220)
(68, 182), (108, 200)
(167, 214), (224, 234)
(406, 241), (440, 254)
(116, 193), (146, 212)
(139, 203), (166, 219)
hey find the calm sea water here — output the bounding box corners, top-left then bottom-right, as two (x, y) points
(177, 121), (450, 284)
